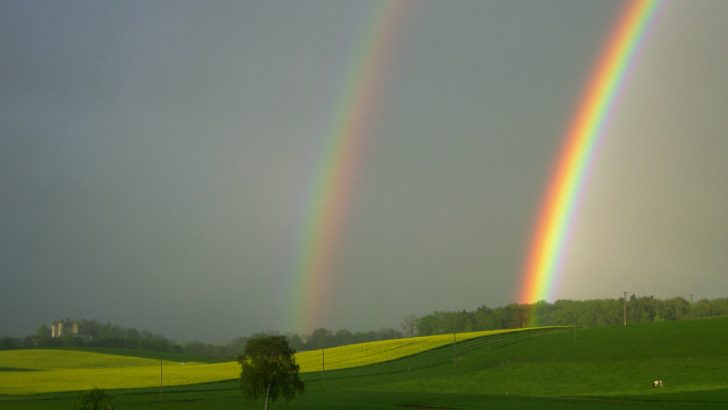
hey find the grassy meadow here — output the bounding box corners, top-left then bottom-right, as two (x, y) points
(0, 328), (535, 395)
(1, 318), (727, 409)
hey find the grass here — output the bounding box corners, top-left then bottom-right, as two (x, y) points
(2, 317), (727, 409)
(0, 327), (540, 395)
(342, 319), (728, 397)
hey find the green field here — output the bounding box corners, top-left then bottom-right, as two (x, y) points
(0, 328), (535, 395)
(1, 318), (727, 409)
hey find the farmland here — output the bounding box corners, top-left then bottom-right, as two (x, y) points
(0, 327), (536, 395)
(2, 317), (728, 409)
(0, 349), (164, 370)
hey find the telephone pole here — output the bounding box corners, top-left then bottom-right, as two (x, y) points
(623, 291), (628, 327)
(452, 333), (456, 371)
(321, 348), (325, 390)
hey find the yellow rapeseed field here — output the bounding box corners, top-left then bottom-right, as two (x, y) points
(0, 349), (163, 370)
(0, 328), (532, 394)
(294, 328), (528, 371)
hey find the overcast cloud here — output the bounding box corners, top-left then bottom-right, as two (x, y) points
(1, 0), (727, 341)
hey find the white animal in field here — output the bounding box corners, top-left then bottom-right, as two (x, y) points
(652, 380), (664, 388)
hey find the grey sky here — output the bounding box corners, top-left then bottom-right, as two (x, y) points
(1, 0), (726, 341)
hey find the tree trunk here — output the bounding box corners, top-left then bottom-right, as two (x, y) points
(264, 380), (272, 410)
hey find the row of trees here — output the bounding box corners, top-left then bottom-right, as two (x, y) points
(413, 296), (728, 335)
(35, 319), (164, 340)
(286, 327), (403, 351)
(1, 319), (186, 354)
(2, 319), (405, 358)
(225, 327), (405, 359)
(3, 296), (727, 355)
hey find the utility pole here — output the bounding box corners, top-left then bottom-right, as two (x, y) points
(623, 291), (628, 327)
(452, 333), (456, 371)
(321, 348), (325, 390)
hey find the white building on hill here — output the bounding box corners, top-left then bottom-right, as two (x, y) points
(51, 320), (79, 338)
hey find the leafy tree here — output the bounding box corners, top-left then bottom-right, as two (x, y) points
(237, 335), (304, 410)
(400, 315), (417, 337)
(334, 328), (353, 345)
(74, 387), (111, 410)
(285, 333), (304, 351)
(35, 324), (50, 338)
(415, 314), (436, 335)
(309, 328), (333, 349)
(473, 305), (497, 329)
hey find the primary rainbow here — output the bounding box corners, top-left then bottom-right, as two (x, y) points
(289, 1), (409, 332)
(520, 0), (659, 304)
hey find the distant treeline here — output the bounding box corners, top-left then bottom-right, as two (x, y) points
(0, 318), (404, 357)
(413, 296), (728, 335)
(0, 319), (184, 354)
(0, 319), (245, 357)
(284, 327), (403, 351)
(2, 296), (727, 355)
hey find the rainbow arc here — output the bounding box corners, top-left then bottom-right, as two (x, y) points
(520, 0), (659, 304)
(290, 1), (409, 332)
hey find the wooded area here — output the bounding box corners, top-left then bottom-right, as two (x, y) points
(3, 296), (726, 355)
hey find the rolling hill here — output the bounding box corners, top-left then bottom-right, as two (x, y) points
(2, 317), (728, 409)
(0, 327), (539, 395)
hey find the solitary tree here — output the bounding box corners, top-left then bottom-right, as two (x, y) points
(74, 387), (111, 410)
(237, 335), (304, 410)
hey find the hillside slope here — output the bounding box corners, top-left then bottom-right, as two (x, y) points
(2, 319), (728, 409)
(310, 316), (728, 398)
(0, 327), (540, 394)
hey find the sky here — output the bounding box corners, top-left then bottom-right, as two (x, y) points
(1, 0), (727, 342)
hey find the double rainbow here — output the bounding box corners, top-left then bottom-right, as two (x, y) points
(287, 0), (660, 331)
(520, 0), (659, 303)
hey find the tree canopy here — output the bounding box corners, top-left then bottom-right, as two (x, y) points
(413, 296), (728, 336)
(74, 387), (111, 410)
(237, 335), (304, 409)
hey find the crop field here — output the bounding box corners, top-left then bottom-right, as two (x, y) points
(0, 349), (165, 370)
(2, 318), (727, 409)
(294, 327), (535, 372)
(0, 327), (536, 395)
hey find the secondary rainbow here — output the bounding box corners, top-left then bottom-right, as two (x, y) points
(520, 0), (659, 304)
(289, 1), (409, 332)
